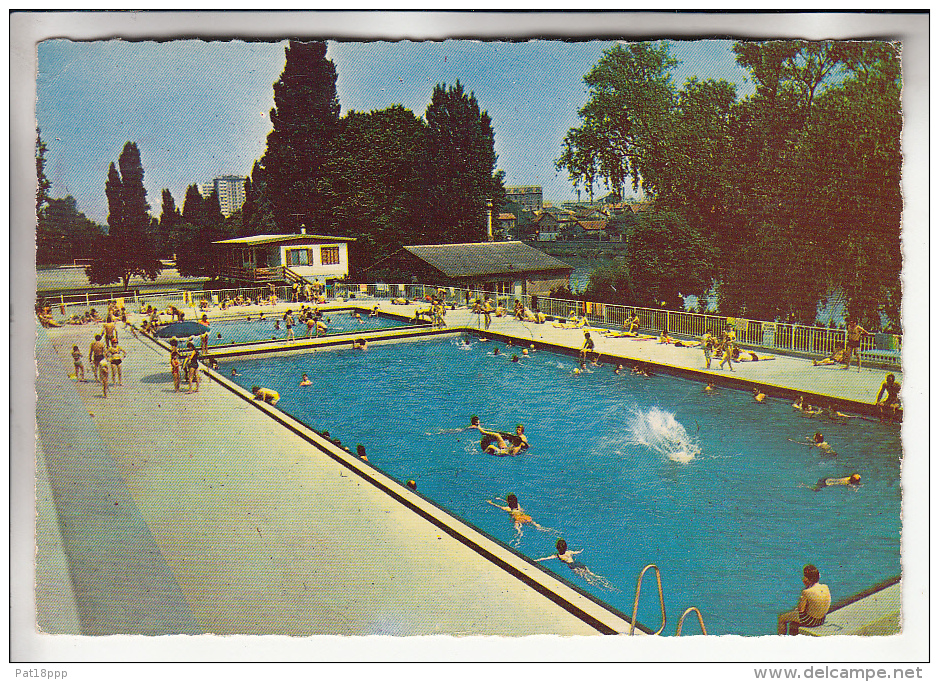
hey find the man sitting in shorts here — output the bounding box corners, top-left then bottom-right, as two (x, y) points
(777, 564), (831, 634)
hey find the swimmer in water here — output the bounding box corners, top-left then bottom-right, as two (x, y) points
(230, 369), (241, 377)
(615, 364), (624, 375)
(753, 387), (766, 403)
(792, 395), (823, 416)
(299, 373), (312, 387)
(478, 425), (528, 456)
(810, 473), (861, 492)
(487, 493), (555, 546)
(705, 381), (715, 394)
(535, 538), (615, 590)
(789, 432), (837, 456)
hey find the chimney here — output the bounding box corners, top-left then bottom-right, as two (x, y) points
(487, 199), (493, 242)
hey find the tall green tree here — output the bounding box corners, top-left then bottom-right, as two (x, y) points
(85, 142), (162, 290)
(254, 40), (340, 233)
(241, 160), (277, 235)
(36, 196), (105, 265)
(176, 184), (229, 277)
(181, 183), (205, 226)
(586, 211), (714, 308)
(36, 128), (51, 216)
(157, 188), (182, 257)
(325, 105), (429, 271)
(422, 80), (505, 244)
(556, 42), (679, 199)
(557, 39), (901, 328)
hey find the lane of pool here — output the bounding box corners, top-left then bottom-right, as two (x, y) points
(225, 335), (902, 636)
(160, 309), (418, 347)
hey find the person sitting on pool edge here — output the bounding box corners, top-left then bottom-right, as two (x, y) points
(811, 473), (861, 492)
(252, 386), (280, 406)
(777, 564), (831, 635)
(875, 373), (901, 420)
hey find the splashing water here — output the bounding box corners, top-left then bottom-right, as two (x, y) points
(627, 406), (701, 463)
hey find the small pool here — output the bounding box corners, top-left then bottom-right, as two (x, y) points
(191, 309), (417, 347)
(226, 335), (902, 636)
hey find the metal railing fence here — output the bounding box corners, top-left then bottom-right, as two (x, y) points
(38, 281), (901, 367)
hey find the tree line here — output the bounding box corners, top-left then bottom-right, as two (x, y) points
(35, 40), (506, 289)
(556, 40), (901, 329)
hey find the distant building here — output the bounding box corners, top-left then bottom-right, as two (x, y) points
(505, 185), (543, 213)
(200, 175), (248, 217)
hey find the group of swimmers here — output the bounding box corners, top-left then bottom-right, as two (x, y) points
(486, 493), (614, 588)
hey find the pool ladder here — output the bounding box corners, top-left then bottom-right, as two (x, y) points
(629, 563), (708, 636)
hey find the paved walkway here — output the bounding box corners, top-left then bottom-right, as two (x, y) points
(34, 322), (614, 637)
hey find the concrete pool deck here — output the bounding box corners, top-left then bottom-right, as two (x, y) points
(31, 298), (903, 641)
(34, 320), (634, 638)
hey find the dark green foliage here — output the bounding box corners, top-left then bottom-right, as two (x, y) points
(586, 212), (713, 308)
(85, 142), (162, 290)
(157, 188), (182, 257)
(251, 41), (340, 234)
(557, 40), (902, 327)
(36, 128), (51, 215)
(325, 105), (429, 275)
(175, 184), (231, 278)
(422, 81), (506, 244)
(36, 196), (105, 265)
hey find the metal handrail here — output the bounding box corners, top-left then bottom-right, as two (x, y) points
(630, 563), (666, 636)
(676, 606), (708, 636)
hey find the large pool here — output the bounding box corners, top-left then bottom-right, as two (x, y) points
(226, 335), (902, 636)
(195, 309), (416, 347)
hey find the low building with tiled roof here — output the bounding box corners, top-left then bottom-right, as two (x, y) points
(363, 241), (573, 297)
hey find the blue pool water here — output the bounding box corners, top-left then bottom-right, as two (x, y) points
(195, 310), (415, 347)
(226, 335), (902, 636)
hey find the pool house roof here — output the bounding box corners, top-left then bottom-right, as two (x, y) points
(401, 241), (573, 278)
(213, 234), (356, 247)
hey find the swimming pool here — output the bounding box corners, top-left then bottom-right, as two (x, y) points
(186, 309), (417, 347)
(226, 335), (902, 636)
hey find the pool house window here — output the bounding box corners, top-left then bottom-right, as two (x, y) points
(286, 248), (312, 266)
(321, 246), (340, 265)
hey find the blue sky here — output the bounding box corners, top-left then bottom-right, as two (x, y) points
(37, 38), (752, 224)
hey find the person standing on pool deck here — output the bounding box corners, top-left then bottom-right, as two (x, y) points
(101, 315), (117, 345)
(71, 345), (86, 382)
(107, 338), (126, 386)
(97, 357), (110, 397)
(89, 334), (106, 371)
(535, 538), (614, 589)
(701, 332), (715, 369)
(842, 320), (869, 371)
(285, 313), (295, 342)
(183, 342), (201, 393)
(170, 350), (182, 392)
(777, 564), (831, 634)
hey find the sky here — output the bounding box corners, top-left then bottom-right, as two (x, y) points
(36, 38), (754, 225)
